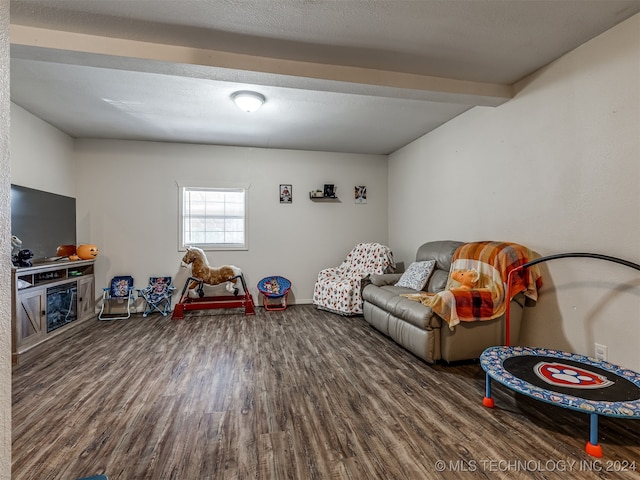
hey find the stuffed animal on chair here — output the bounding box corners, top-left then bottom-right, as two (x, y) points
(180, 247), (242, 295)
(451, 268), (480, 289)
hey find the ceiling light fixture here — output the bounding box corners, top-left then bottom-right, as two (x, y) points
(232, 91), (265, 112)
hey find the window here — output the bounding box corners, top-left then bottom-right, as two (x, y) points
(179, 185), (248, 250)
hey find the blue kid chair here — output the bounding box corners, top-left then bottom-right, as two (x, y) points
(137, 276), (176, 317)
(99, 276), (136, 320)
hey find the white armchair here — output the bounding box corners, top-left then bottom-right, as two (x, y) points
(313, 242), (395, 315)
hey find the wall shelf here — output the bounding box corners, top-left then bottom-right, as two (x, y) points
(309, 194), (340, 202)
(309, 192), (340, 203)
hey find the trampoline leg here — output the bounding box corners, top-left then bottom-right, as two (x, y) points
(585, 413), (603, 458)
(482, 373), (495, 408)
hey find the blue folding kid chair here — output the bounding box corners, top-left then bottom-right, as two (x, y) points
(137, 276), (176, 317)
(99, 276), (136, 320)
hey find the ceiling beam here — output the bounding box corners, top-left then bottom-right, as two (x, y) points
(11, 24), (512, 106)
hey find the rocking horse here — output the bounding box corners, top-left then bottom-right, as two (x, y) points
(180, 247), (242, 295)
(172, 247), (255, 319)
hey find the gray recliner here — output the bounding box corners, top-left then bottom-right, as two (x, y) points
(362, 241), (528, 363)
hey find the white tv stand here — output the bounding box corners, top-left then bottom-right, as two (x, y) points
(11, 259), (96, 365)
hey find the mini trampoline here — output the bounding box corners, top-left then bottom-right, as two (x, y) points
(481, 252), (640, 458)
(257, 276), (292, 311)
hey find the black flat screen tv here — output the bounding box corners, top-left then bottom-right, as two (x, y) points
(10, 184), (77, 263)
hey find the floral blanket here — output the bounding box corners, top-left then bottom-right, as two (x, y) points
(404, 241), (542, 329)
(313, 242), (395, 315)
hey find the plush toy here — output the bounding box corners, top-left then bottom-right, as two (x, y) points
(180, 247), (242, 295)
(264, 278), (280, 295)
(11, 235), (22, 258)
(14, 249), (34, 267)
(451, 268), (480, 289)
(11, 236), (34, 267)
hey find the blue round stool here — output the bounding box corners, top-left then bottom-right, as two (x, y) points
(257, 276), (292, 311)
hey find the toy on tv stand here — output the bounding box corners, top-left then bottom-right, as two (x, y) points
(11, 235), (21, 259)
(11, 235), (34, 267)
(13, 249), (34, 267)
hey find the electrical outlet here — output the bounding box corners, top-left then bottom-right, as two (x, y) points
(594, 343), (608, 361)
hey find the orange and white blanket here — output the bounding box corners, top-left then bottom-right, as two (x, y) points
(403, 241), (543, 329)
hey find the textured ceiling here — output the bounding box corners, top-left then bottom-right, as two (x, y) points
(9, 0), (640, 154)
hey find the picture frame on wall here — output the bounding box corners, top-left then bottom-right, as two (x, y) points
(280, 184), (292, 203)
(355, 185), (367, 204)
(323, 184), (336, 198)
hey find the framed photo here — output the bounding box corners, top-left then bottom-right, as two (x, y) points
(355, 185), (367, 204)
(279, 184), (292, 203)
(323, 184), (336, 198)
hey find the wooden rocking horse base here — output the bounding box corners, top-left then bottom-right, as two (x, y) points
(172, 275), (256, 319)
(172, 294), (256, 318)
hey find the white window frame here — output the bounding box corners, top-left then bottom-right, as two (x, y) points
(178, 183), (249, 251)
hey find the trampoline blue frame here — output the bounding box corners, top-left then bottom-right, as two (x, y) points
(481, 252), (640, 458)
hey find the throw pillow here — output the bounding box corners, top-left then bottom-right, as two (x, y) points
(395, 260), (436, 290)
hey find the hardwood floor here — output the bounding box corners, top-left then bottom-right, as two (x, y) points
(12, 305), (639, 479)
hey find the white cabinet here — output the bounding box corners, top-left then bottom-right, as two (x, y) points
(77, 275), (96, 323)
(14, 287), (46, 352)
(12, 260), (96, 364)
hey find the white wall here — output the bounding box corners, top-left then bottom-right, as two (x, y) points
(10, 103), (75, 197)
(389, 14), (640, 370)
(72, 139), (388, 305)
(0, 0), (11, 477)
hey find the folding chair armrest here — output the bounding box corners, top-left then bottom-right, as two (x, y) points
(137, 286), (152, 296)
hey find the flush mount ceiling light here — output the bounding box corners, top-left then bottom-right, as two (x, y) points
(232, 91), (265, 112)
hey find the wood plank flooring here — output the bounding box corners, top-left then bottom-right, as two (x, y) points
(12, 305), (639, 479)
